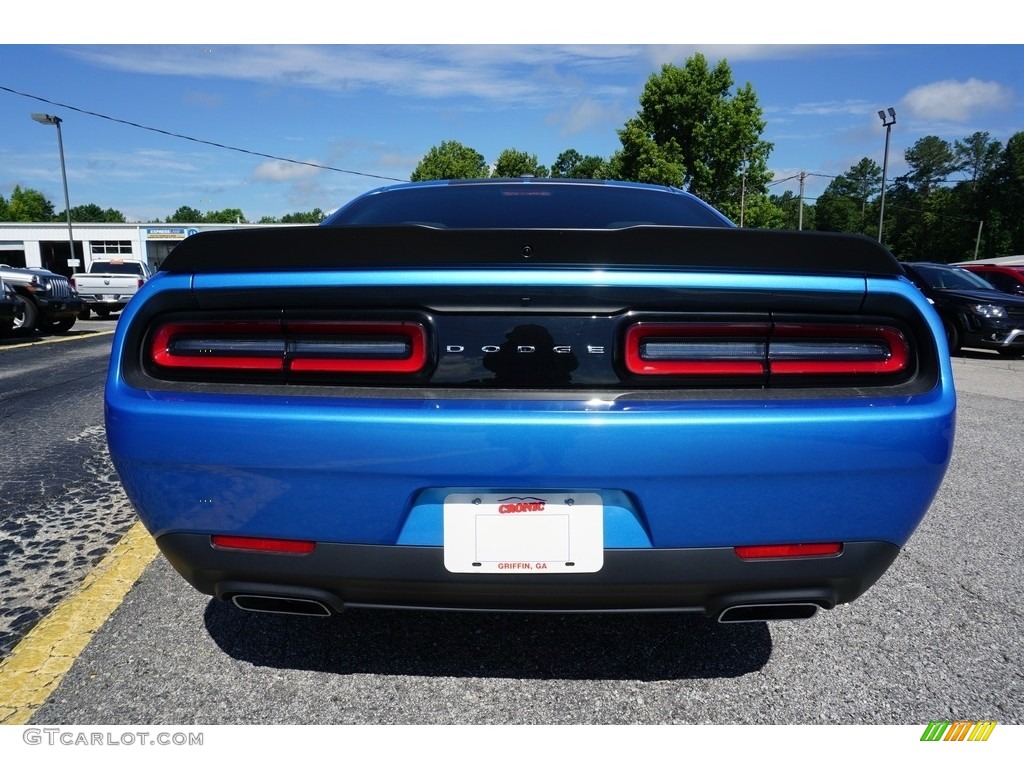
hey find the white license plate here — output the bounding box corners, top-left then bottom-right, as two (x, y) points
(443, 492), (603, 574)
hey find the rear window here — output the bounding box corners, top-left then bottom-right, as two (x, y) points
(92, 261), (145, 275)
(325, 183), (732, 229)
(910, 264), (995, 291)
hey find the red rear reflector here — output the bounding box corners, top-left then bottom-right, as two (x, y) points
(734, 543), (842, 559)
(211, 535), (316, 554)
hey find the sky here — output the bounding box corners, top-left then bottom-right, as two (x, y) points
(1, 5), (1020, 224)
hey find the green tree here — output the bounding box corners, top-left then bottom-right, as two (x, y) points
(550, 149), (608, 179)
(769, 190), (813, 230)
(5, 185), (55, 222)
(813, 158), (881, 236)
(166, 206), (203, 223)
(410, 140), (488, 181)
(280, 208), (326, 223)
(902, 136), (958, 196)
(844, 158), (883, 217)
(492, 148), (548, 178)
(203, 208), (247, 224)
(740, 193), (789, 229)
(614, 56), (773, 214)
(60, 203), (127, 223)
(954, 131), (1001, 190)
(0, 194), (8, 220)
(980, 130), (1024, 256)
(608, 121), (683, 187)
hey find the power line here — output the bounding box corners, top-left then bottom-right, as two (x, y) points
(1, 84), (406, 183)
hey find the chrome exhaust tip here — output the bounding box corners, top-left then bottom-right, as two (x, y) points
(717, 602), (820, 623)
(231, 594), (332, 617)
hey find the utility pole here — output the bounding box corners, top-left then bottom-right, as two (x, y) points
(877, 107), (896, 244)
(798, 172), (806, 231)
(739, 159), (747, 228)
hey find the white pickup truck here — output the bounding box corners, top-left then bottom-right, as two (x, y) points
(71, 258), (152, 318)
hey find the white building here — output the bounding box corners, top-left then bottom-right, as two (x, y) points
(0, 221), (284, 276)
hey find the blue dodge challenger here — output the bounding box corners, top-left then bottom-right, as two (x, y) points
(105, 179), (956, 622)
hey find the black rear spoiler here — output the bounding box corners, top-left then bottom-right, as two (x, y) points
(159, 225), (904, 277)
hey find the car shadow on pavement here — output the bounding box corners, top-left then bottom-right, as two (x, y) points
(202, 599), (771, 681)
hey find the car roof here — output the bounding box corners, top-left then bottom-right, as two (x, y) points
(962, 263), (1024, 274)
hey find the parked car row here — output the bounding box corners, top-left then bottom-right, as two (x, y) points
(0, 264), (86, 340)
(901, 262), (1024, 357)
(960, 263), (1024, 297)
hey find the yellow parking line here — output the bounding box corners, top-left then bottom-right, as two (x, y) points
(0, 521), (158, 724)
(0, 329), (116, 350)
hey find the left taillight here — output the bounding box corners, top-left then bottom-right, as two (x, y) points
(624, 321), (912, 382)
(149, 319), (429, 376)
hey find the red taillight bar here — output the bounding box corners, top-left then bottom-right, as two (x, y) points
(624, 323), (770, 376)
(625, 322), (910, 379)
(150, 320), (429, 375)
(769, 324), (909, 375)
(211, 535), (316, 554)
(734, 543), (842, 559)
(287, 322), (427, 373)
(150, 321), (285, 370)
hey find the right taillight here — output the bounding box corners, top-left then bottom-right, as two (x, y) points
(625, 321), (911, 382)
(768, 324), (909, 376)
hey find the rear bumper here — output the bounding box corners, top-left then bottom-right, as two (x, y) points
(82, 295), (132, 309)
(37, 295), (86, 320)
(107, 389), (955, 549)
(157, 533), (901, 616)
(970, 327), (1024, 349)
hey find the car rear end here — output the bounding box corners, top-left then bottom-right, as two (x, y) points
(105, 218), (955, 622)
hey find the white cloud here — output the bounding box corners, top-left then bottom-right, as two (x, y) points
(63, 45), (649, 107)
(549, 98), (625, 136)
(183, 90), (224, 109)
(252, 159), (322, 182)
(789, 99), (874, 117)
(902, 78), (1013, 122)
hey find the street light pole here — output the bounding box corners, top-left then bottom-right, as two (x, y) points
(31, 113), (76, 272)
(877, 107), (896, 244)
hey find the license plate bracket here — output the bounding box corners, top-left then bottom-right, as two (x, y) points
(443, 492), (603, 574)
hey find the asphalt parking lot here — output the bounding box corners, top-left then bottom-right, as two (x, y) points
(0, 327), (1021, 735)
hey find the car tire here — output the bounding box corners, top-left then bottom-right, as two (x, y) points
(11, 294), (38, 337)
(942, 317), (961, 355)
(78, 308), (91, 320)
(95, 307), (111, 318)
(0, 319), (12, 339)
(46, 316), (77, 334)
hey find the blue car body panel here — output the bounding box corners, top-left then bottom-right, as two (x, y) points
(104, 180), (956, 619)
(107, 272), (953, 546)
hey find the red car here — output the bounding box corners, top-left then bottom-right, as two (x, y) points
(960, 264), (1024, 297)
